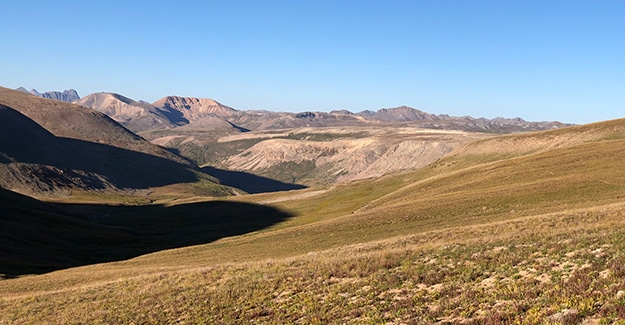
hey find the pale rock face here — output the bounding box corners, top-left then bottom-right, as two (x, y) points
(222, 128), (480, 184)
(152, 96), (238, 120)
(77, 93), (144, 118)
(226, 138), (368, 169)
(76, 93), (177, 132)
(341, 140), (458, 182)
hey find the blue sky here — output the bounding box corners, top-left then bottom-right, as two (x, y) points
(1, 1), (624, 124)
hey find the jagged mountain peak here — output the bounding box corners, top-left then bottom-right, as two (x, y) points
(154, 95), (227, 106)
(16, 87), (80, 103)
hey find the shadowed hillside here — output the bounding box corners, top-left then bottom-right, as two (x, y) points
(0, 188), (133, 277)
(0, 104), (230, 196)
(0, 87), (236, 197)
(0, 104), (58, 163)
(0, 87), (187, 165)
(0, 188), (293, 277)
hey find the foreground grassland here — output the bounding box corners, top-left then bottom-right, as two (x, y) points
(3, 205), (625, 324)
(3, 120), (625, 324)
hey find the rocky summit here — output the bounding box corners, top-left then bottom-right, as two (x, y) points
(16, 87), (80, 102)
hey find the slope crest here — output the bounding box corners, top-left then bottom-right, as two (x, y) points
(445, 118), (625, 165)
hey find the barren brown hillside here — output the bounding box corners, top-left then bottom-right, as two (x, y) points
(76, 92), (178, 132)
(153, 96), (238, 120)
(220, 127), (489, 184)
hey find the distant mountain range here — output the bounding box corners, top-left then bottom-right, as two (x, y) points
(17, 87), (572, 134)
(9, 86), (574, 188)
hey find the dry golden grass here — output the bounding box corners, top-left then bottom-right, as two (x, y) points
(3, 119), (625, 324)
(3, 203), (625, 324)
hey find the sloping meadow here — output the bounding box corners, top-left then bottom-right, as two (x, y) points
(3, 120), (625, 323)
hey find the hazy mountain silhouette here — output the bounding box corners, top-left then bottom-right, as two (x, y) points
(16, 87), (80, 102)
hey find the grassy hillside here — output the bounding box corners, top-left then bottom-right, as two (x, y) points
(440, 117), (625, 169)
(2, 119), (625, 323)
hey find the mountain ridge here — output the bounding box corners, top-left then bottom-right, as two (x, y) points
(13, 87), (575, 132)
(4, 85), (575, 191)
(72, 90), (572, 185)
(67, 90), (573, 134)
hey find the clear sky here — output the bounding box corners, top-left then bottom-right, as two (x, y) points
(1, 1), (623, 124)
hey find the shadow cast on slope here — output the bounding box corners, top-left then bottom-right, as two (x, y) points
(0, 190), (293, 277)
(226, 121), (251, 132)
(57, 138), (200, 189)
(202, 166), (307, 194)
(156, 106), (189, 125)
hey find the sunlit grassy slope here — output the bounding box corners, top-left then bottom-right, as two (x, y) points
(3, 119), (625, 324)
